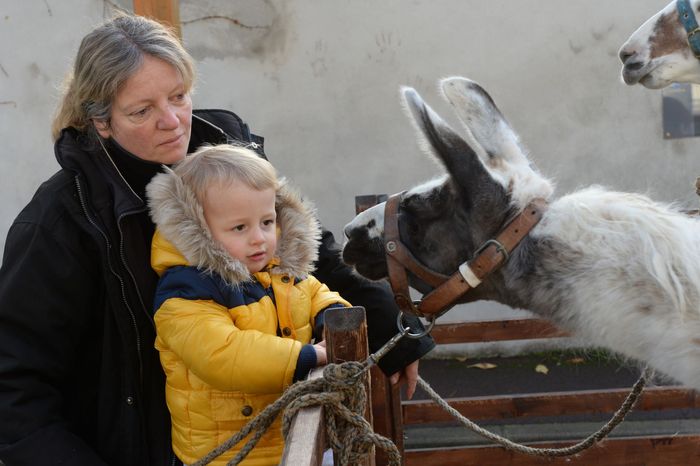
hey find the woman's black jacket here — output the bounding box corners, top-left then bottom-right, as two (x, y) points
(0, 109), (435, 466)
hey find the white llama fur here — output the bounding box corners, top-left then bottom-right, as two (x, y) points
(538, 187), (700, 383)
(441, 77), (700, 388)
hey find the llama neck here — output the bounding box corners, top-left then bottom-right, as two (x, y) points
(495, 234), (580, 323)
(495, 188), (700, 327)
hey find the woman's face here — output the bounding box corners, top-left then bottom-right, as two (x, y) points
(95, 55), (192, 164)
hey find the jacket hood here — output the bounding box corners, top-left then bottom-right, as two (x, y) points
(146, 167), (321, 285)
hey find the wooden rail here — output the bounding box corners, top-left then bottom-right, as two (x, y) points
(403, 386), (700, 423)
(279, 367), (326, 466)
(405, 434), (700, 465)
(430, 318), (569, 344)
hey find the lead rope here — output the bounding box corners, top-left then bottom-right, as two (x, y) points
(192, 313), (648, 464)
(416, 366), (650, 457)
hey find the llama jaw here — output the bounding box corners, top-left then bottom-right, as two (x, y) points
(342, 251), (388, 281)
(342, 222), (388, 281)
(620, 58), (656, 86)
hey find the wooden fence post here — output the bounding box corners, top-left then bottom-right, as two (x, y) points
(370, 368), (404, 466)
(133, 0), (181, 38)
(325, 306), (375, 466)
(354, 194), (405, 466)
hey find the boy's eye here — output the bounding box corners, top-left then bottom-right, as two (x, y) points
(263, 219), (275, 226)
(233, 225), (245, 232)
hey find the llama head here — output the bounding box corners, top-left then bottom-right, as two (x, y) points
(342, 77), (552, 296)
(619, 0), (700, 88)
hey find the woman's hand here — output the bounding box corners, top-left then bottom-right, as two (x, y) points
(389, 359), (419, 399)
(313, 340), (328, 366)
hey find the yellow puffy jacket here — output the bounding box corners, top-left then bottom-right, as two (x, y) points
(147, 174), (350, 465)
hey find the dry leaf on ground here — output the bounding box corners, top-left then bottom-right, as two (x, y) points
(468, 362), (498, 370)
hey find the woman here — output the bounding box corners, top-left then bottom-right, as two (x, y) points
(0, 13), (434, 466)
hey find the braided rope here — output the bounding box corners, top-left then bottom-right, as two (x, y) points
(416, 368), (650, 457)
(190, 361), (401, 466)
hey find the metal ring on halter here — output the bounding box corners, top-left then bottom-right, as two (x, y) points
(396, 311), (435, 339)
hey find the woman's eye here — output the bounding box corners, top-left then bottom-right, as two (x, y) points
(129, 107), (149, 119)
(172, 93), (187, 104)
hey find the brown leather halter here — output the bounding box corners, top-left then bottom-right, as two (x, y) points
(384, 193), (547, 318)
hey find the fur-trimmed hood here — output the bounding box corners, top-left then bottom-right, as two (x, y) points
(146, 167), (321, 285)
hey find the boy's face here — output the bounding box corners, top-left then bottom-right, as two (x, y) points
(203, 181), (277, 274)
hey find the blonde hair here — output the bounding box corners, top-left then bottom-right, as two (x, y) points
(51, 13), (195, 141)
(174, 144), (279, 203)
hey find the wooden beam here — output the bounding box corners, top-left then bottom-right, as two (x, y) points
(280, 368), (326, 466)
(405, 434), (700, 465)
(133, 0), (181, 38)
(430, 319), (569, 344)
(402, 386), (700, 424)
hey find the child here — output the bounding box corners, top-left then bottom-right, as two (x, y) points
(146, 144), (351, 465)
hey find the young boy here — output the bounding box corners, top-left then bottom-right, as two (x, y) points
(146, 144), (350, 465)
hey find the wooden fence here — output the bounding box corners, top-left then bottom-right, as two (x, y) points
(283, 310), (700, 465)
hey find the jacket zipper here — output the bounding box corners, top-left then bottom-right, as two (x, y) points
(99, 137), (154, 323)
(117, 209), (153, 326)
(74, 176), (144, 382)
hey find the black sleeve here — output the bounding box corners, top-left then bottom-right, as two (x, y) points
(0, 221), (107, 466)
(313, 229), (435, 376)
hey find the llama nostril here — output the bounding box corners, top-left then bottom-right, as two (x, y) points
(343, 225), (353, 240)
(619, 49), (635, 64)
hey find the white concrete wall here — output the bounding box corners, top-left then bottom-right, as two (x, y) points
(1, 1), (696, 355)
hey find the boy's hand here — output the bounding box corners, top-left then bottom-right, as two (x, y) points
(313, 340), (327, 366)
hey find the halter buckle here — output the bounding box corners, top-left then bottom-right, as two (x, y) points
(473, 239), (509, 262)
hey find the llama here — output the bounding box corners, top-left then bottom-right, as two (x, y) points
(620, 0), (700, 88)
(342, 77), (700, 390)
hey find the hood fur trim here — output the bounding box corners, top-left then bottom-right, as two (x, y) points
(147, 167), (321, 285)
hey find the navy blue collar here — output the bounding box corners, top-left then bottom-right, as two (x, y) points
(677, 0), (700, 58)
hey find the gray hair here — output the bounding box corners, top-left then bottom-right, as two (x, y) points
(51, 13), (195, 141)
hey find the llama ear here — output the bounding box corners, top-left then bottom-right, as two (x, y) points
(440, 77), (529, 167)
(401, 86), (497, 189)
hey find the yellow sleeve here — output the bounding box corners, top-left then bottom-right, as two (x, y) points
(304, 275), (352, 322)
(154, 297), (302, 393)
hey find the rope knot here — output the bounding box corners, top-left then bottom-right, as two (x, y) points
(322, 361), (366, 387)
